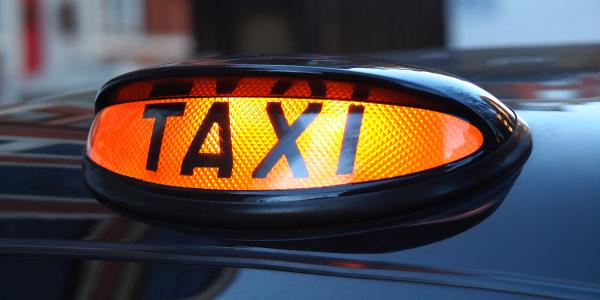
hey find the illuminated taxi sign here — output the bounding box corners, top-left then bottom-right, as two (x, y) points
(87, 97), (483, 190)
(83, 56), (531, 232)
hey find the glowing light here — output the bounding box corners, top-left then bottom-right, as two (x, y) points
(87, 97), (483, 190)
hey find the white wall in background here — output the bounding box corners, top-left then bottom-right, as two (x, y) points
(0, 0), (23, 104)
(446, 0), (600, 49)
(0, 0), (191, 105)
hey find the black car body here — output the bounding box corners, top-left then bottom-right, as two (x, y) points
(0, 45), (599, 299)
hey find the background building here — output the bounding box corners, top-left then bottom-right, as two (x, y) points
(0, 0), (192, 104)
(1, 0), (599, 106)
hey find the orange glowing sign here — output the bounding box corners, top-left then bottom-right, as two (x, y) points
(86, 97), (483, 190)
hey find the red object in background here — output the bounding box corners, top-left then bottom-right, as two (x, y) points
(24, 0), (43, 76)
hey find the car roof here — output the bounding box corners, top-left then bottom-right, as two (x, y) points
(0, 45), (599, 298)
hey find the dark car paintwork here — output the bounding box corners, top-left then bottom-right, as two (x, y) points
(0, 45), (599, 299)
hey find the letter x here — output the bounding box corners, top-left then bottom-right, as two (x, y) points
(252, 102), (322, 178)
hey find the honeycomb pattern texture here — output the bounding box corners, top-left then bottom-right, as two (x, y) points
(113, 77), (422, 103)
(88, 97), (483, 190)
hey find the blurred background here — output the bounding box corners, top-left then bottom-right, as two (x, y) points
(1, 0), (599, 105)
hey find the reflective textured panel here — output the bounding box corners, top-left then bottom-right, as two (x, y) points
(87, 97), (483, 190)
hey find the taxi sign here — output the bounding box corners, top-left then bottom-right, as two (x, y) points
(88, 96), (483, 190)
(83, 56), (531, 232)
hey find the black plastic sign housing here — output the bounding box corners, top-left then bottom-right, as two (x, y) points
(83, 55), (532, 237)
